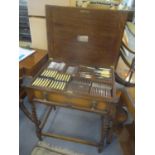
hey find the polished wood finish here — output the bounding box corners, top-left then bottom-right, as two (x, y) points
(33, 98), (107, 115)
(98, 115), (109, 152)
(27, 60), (123, 152)
(31, 101), (42, 140)
(126, 87), (135, 102)
(19, 49), (48, 77)
(117, 88), (135, 155)
(46, 6), (128, 67)
(31, 99), (113, 151)
(116, 123), (135, 155)
(30, 84), (121, 113)
(26, 6), (128, 153)
(42, 132), (98, 146)
(19, 49), (48, 122)
(27, 62), (125, 152)
(120, 87), (135, 119)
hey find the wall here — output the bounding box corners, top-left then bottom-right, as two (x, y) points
(28, 0), (76, 50)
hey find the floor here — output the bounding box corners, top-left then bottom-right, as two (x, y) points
(19, 78), (134, 155)
(20, 97), (124, 155)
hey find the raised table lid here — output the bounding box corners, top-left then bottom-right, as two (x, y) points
(46, 6), (128, 67)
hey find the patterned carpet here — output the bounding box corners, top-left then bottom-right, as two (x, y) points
(31, 141), (85, 155)
(20, 98), (123, 155)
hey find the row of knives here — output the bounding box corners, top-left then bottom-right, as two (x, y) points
(41, 69), (71, 82)
(32, 78), (66, 91)
(41, 69), (57, 78)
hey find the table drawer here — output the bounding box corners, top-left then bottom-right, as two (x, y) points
(33, 90), (108, 111)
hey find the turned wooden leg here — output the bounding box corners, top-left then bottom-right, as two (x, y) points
(31, 101), (42, 140)
(98, 115), (109, 153)
(106, 121), (113, 144)
(53, 105), (56, 111)
(19, 99), (34, 122)
(106, 103), (116, 144)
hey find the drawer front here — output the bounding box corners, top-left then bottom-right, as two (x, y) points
(33, 90), (108, 111)
(48, 93), (91, 108)
(34, 90), (44, 99)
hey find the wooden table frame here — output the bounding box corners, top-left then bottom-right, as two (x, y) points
(19, 49), (48, 121)
(26, 64), (121, 153)
(30, 97), (114, 153)
(25, 60), (122, 153)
